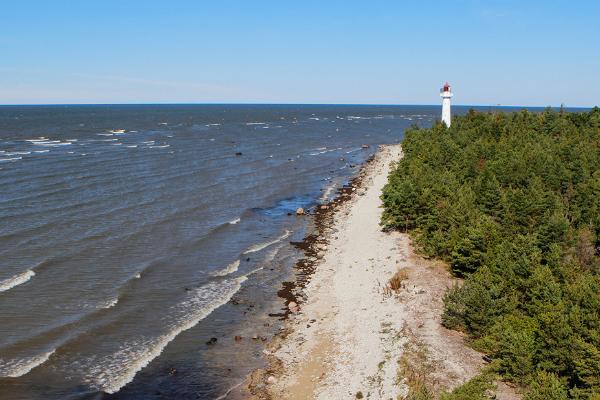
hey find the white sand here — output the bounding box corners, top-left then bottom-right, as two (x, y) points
(253, 144), (519, 400)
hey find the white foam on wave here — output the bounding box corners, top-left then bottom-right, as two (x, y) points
(4, 151), (31, 156)
(102, 298), (119, 309)
(246, 122), (266, 125)
(33, 141), (72, 147)
(33, 150), (50, 153)
(229, 217), (241, 225)
(0, 157), (21, 162)
(149, 144), (170, 148)
(0, 349), (56, 378)
(244, 230), (290, 254)
(245, 246), (282, 276)
(84, 277), (246, 394)
(212, 260), (240, 277)
(0, 270), (35, 292)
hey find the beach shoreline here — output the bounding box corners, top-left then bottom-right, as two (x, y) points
(243, 144), (519, 399)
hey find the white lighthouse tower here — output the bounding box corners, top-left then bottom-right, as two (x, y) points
(440, 82), (453, 127)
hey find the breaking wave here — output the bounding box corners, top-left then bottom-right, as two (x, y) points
(0, 270), (35, 293)
(212, 260), (240, 277)
(0, 350), (56, 378)
(243, 230), (290, 254)
(84, 277), (246, 394)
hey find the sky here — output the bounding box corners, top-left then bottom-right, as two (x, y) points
(1, 1), (598, 106)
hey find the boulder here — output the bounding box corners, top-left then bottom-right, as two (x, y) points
(296, 207), (305, 215)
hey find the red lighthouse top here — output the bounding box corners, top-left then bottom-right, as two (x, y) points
(442, 82), (451, 92)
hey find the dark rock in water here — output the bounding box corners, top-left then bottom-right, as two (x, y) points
(234, 335), (243, 342)
(169, 367), (177, 375)
(361, 144), (370, 149)
(246, 257), (251, 262)
(235, 152), (243, 156)
(206, 337), (218, 345)
(287, 212), (292, 216)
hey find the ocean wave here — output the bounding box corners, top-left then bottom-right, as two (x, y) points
(32, 141), (72, 147)
(0, 157), (22, 162)
(0, 270), (35, 292)
(243, 230), (290, 254)
(84, 277), (246, 394)
(102, 298), (119, 309)
(0, 349), (56, 378)
(212, 259), (240, 277)
(246, 122), (266, 125)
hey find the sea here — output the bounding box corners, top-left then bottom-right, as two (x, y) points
(0, 104), (550, 399)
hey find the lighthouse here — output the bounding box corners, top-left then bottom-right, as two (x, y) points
(440, 82), (453, 127)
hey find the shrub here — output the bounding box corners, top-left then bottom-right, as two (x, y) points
(524, 371), (568, 400)
(439, 373), (495, 400)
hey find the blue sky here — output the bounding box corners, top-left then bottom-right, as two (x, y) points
(1, 1), (598, 106)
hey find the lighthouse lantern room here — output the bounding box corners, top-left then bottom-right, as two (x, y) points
(440, 82), (453, 127)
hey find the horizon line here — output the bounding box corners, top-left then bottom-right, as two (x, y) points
(0, 102), (595, 109)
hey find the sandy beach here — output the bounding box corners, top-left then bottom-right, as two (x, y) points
(247, 144), (518, 399)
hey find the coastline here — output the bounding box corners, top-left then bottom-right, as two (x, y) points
(243, 144), (519, 399)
